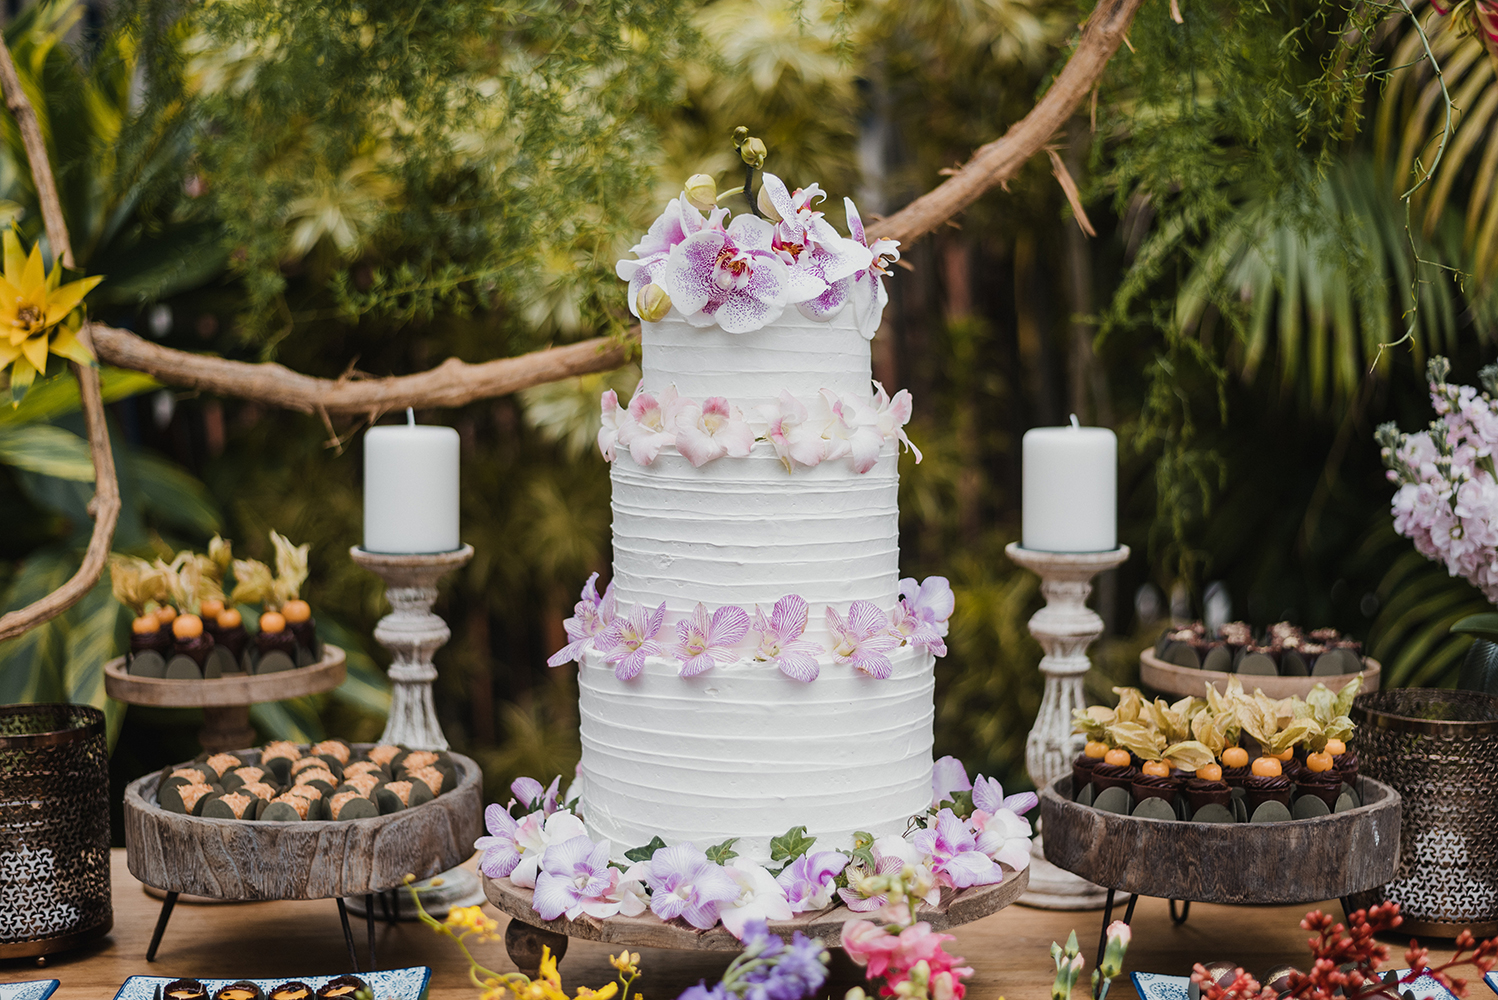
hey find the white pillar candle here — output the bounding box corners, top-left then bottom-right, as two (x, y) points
(1022, 416), (1116, 552)
(363, 411), (461, 553)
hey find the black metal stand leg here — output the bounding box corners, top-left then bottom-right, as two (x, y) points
(1096, 888), (1116, 973)
(365, 894), (378, 970)
(1122, 893), (1139, 926)
(337, 897), (360, 973)
(146, 891), (179, 962)
(1170, 899), (1191, 925)
(380, 888), (394, 924)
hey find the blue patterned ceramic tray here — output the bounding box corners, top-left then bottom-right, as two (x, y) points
(112, 967), (431, 1000)
(0, 981), (59, 1000)
(1484, 970), (1497, 996)
(1132, 970), (1455, 1000)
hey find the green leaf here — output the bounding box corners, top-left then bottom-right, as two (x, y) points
(768, 825), (817, 865)
(705, 838), (739, 864)
(624, 836), (666, 864)
(849, 830), (876, 871)
(1451, 613), (1498, 643)
(0, 551), (74, 703)
(0, 423), (95, 480)
(0, 367), (160, 425)
(130, 451), (221, 534)
(63, 579), (124, 711)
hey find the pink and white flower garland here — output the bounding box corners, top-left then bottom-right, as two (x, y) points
(598, 382), (920, 475)
(615, 174), (899, 338)
(476, 757), (1034, 941)
(548, 575), (954, 682)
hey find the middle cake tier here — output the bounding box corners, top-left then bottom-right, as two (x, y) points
(609, 439), (900, 645)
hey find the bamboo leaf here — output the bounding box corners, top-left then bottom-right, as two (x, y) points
(0, 423), (94, 480)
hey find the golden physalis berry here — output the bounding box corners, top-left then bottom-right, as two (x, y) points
(1141, 760), (1170, 777)
(283, 599), (311, 623)
(1103, 748), (1131, 767)
(172, 614), (203, 639)
(1196, 763), (1223, 782)
(132, 615), (159, 635)
(1325, 738), (1347, 756)
(1084, 741), (1109, 759)
(154, 605), (178, 626)
(260, 611), (287, 633)
(1251, 757), (1283, 777)
(1305, 751), (1334, 773)
(217, 608), (243, 629)
(201, 599), (225, 620)
(1222, 746), (1249, 768)
(1270, 748), (1294, 762)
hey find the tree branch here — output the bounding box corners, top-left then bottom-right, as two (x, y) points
(87, 0), (1142, 412)
(0, 37), (121, 642)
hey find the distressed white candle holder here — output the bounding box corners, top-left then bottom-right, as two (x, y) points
(348, 543), (483, 919)
(1006, 542), (1130, 910)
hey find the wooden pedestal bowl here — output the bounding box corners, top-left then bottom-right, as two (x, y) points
(1138, 649), (1381, 702)
(1039, 775), (1400, 904)
(124, 748), (483, 900)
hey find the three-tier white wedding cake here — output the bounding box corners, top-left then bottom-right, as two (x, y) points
(548, 172), (952, 863)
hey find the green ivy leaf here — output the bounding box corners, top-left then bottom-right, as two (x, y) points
(940, 790), (975, 818)
(849, 831), (876, 871)
(624, 836), (666, 864)
(705, 838), (739, 864)
(769, 826), (817, 865)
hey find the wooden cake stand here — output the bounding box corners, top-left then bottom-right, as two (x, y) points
(1039, 775), (1400, 972)
(104, 646), (347, 752)
(1138, 649), (1381, 701)
(485, 861), (1029, 976)
(123, 747), (483, 971)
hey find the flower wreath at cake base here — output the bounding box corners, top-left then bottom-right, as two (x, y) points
(474, 757), (1036, 941)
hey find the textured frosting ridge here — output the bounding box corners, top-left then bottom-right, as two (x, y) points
(641, 308), (873, 407)
(578, 644), (935, 861)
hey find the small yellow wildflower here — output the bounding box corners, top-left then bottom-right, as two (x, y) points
(0, 230), (102, 401)
(609, 953), (641, 976)
(573, 984), (618, 1000)
(444, 905), (499, 940)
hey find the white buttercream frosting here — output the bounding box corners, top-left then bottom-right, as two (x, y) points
(578, 644), (934, 861)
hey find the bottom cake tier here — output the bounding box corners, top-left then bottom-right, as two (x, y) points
(576, 644), (935, 862)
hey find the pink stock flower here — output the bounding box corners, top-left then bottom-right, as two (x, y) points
(621, 387), (682, 466)
(665, 214), (794, 334)
(547, 573), (617, 667)
(751, 594), (826, 682)
(826, 601), (900, 679)
(676, 397), (755, 467)
(758, 173), (872, 319)
(843, 197), (902, 340)
(599, 601), (668, 681)
(910, 809), (1005, 889)
(842, 919), (972, 998)
(673, 602), (751, 677)
(614, 194), (725, 320)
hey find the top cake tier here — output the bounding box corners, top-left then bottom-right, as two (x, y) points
(639, 309), (873, 406)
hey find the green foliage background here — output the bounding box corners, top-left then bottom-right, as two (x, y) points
(1, 0), (1496, 826)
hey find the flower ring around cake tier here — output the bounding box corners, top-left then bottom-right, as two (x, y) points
(546, 581), (954, 682)
(477, 756), (1035, 941)
(598, 382), (920, 475)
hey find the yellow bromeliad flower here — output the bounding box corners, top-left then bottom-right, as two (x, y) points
(0, 230), (102, 400)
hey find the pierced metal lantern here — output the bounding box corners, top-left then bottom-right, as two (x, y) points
(0, 704), (113, 957)
(1347, 688), (1498, 937)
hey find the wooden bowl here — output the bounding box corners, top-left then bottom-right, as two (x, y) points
(123, 747), (482, 900)
(1139, 648), (1381, 701)
(104, 647), (346, 708)
(1039, 775), (1400, 904)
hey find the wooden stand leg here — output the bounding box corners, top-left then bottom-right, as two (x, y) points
(199, 706), (255, 753)
(146, 891), (178, 962)
(505, 920), (568, 977)
(337, 898), (360, 973)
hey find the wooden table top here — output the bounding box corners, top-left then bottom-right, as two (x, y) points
(0, 849), (1459, 999)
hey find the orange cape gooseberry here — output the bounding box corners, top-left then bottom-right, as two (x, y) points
(154, 605), (178, 626)
(283, 599), (311, 623)
(260, 611), (287, 633)
(1103, 748), (1131, 767)
(172, 614), (204, 640)
(217, 608), (243, 629)
(1196, 763), (1223, 782)
(1305, 751), (1335, 773)
(1084, 741), (1109, 759)
(1141, 760), (1170, 777)
(1325, 738), (1347, 756)
(200, 599), (225, 620)
(1222, 746), (1249, 768)
(1251, 756), (1283, 777)
(1270, 747), (1294, 762)
(131, 615), (160, 635)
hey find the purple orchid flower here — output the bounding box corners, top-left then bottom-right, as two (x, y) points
(826, 601), (900, 679)
(758, 173), (871, 317)
(475, 803), (524, 878)
(842, 197), (902, 340)
(646, 842), (741, 930)
(836, 853), (905, 912)
(510, 775), (562, 816)
(598, 601), (667, 681)
(547, 573), (618, 667)
(910, 809), (1004, 889)
(751, 595), (825, 682)
(664, 214), (795, 334)
(598, 389), (633, 462)
(614, 194), (726, 320)
(673, 602), (751, 677)
(775, 850), (847, 913)
(872, 381), (921, 462)
(676, 397), (755, 468)
(762, 390), (830, 472)
(531, 834), (616, 921)
(892, 576), (953, 657)
(931, 755), (972, 807)
(620, 387), (682, 466)
(973, 774), (1037, 818)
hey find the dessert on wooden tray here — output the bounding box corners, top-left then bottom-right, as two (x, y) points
(1155, 620), (1365, 677)
(1070, 677), (1363, 823)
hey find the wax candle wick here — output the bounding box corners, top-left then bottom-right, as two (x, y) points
(406, 407), (416, 427)
(1069, 413), (1080, 429)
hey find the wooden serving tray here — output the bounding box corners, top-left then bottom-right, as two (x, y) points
(123, 747), (482, 900)
(1139, 648), (1381, 701)
(104, 647), (346, 708)
(1038, 775), (1400, 904)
